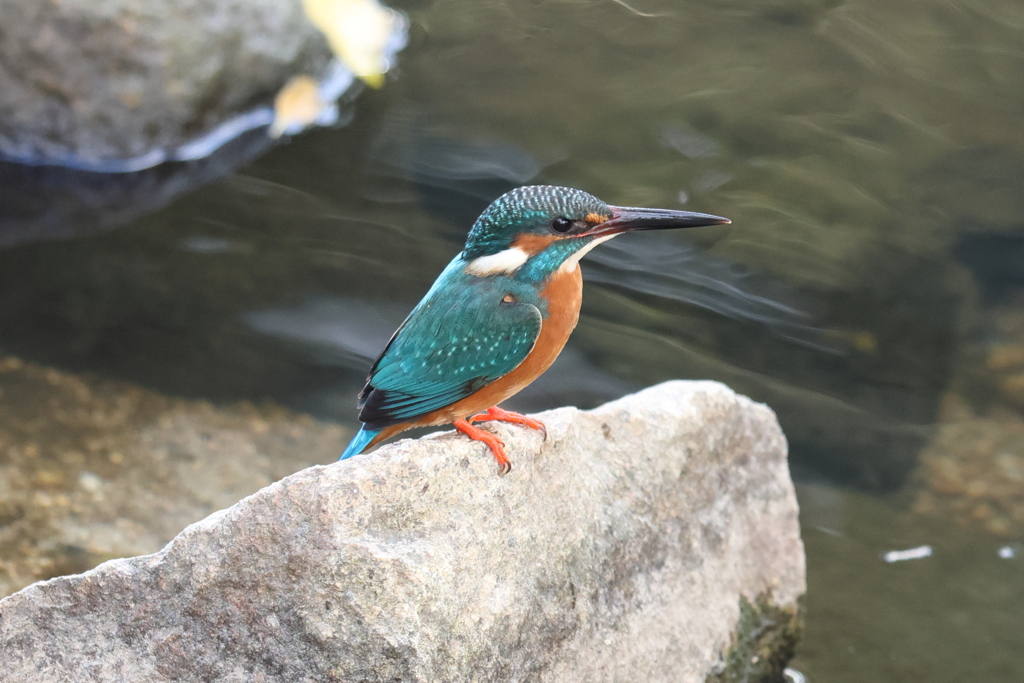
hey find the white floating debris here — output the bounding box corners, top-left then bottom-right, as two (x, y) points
(882, 545), (933, 563)
(998, 546), (1015, 559)
(784, 668), (807, 683)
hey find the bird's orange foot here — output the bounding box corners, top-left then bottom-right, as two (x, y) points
(453, 418), (511, 475)
(469, 406), (547, 441)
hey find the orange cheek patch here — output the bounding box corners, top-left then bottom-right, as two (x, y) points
(512, 233), (560, 255)
(586, 212), (611, 225)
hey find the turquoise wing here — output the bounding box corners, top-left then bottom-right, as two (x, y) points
(357, 274), (542, 429)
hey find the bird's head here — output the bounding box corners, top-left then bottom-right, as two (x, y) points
(461, 185), (729, 280)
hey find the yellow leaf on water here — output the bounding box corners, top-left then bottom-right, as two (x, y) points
(270, 75), (329, 138)
(302, 0), (400, 87)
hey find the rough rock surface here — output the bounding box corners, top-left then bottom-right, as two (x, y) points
(0, 381), (805, 682)
(0, 0), (330, 164)
(0, 356), (350, 599)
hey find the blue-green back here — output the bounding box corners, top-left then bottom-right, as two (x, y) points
(357, 257), (545, 429)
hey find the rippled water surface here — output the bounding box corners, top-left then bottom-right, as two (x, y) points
(3, 0), (1024, 679)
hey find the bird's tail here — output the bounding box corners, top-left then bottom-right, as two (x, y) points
(339, 426), (381, 460)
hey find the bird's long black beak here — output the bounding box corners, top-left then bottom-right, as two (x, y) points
(583, 206), (730, 237)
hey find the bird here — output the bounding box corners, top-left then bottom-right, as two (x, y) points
(340, 185), (730, 474)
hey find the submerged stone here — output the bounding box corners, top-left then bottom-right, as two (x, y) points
(0, 356), (350, 599)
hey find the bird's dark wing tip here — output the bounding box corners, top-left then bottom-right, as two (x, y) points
(357, 377), (491, 430)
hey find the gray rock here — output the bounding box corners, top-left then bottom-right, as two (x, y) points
(0, 380), (805, 683)
(0, 0), (331, 166)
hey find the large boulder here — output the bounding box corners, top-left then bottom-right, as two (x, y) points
(0, 381), (804, 682)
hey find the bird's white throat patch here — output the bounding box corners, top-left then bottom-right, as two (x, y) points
(464, 235), (617, 277)
(558, 234), (616, 273)
(464, 247), (530, 276)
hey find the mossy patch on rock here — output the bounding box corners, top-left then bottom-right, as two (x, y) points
(707, 592), (804, 683)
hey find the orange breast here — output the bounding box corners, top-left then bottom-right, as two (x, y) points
(442, 264), (584, 418)
(371, 265), (584, 444)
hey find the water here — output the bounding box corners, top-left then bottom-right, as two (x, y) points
(796, 483), (1024, 681)
(2, 0), (1024, 678)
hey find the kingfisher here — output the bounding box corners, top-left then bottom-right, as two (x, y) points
(340, 185), (729, 473)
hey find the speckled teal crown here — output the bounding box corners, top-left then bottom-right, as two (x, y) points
(463, 185), (610, 259)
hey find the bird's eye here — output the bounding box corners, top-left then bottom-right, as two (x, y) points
(551, 217), (573, 233)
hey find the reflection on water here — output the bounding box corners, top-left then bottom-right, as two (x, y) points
(1, 0), (1024, 678)
(246, 296), (408, 365)
(586, 237), (832, 350)
(0, 131), (276, 248)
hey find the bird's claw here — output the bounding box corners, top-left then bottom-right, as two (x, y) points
(470, 406), (547, 442)
(454, 407), (545, 475)
(454, 418), (512, 476)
